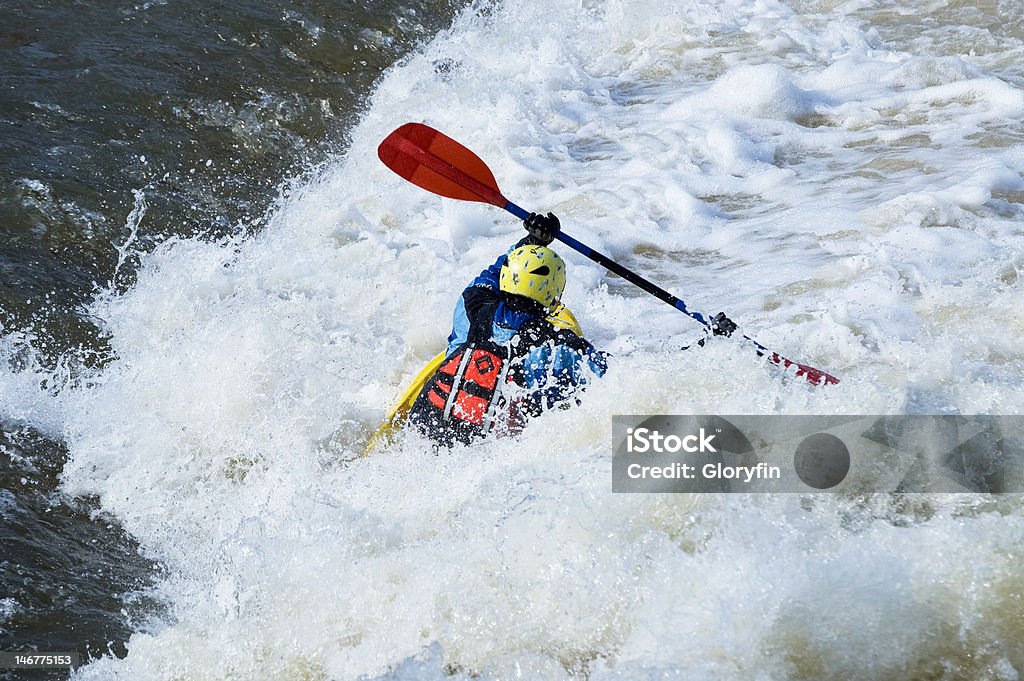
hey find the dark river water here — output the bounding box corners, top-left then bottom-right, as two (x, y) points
(0, 1), (463, 675)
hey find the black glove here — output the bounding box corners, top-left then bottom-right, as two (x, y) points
(711, 312), (737, 337)
(524, 212), (560, 246)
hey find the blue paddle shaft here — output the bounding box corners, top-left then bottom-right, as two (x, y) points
(504, 200), (711, 328)
(502, 198), (837, 384)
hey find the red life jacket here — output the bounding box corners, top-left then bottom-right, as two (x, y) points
(407, 313), (557, 446)
(422, 344), (511, 430)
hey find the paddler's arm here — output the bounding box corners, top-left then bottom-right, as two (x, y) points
(462, 236), (551, 330)
(446, 235), (545, 353)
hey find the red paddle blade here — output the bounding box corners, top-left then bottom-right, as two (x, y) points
(378, 123), (508, 208)
(768, 353), (841, 386)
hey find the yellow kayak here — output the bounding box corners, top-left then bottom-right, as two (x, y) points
(363, 304), (582, 455)
(362, 350), (447, 455)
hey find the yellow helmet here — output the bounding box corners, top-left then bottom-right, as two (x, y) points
(499, 245), (566, 310)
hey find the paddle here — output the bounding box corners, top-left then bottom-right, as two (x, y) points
(378, 122), (840, 386)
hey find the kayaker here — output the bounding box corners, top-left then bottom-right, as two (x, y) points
(408, 212), (608, 446)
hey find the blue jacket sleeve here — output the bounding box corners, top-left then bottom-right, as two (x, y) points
(446, 238), (535, 355)
(514, 330), (608, 414)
